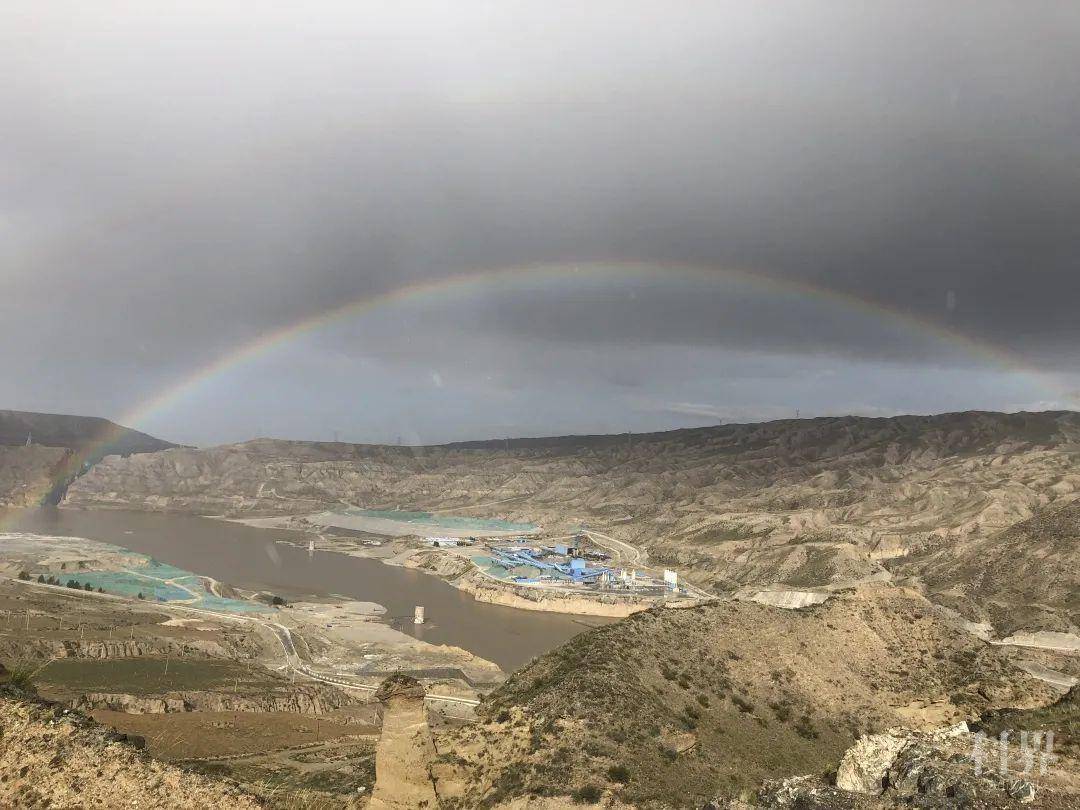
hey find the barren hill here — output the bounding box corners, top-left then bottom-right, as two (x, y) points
(905, 499), (1080, 635)
(432, 586), (1055, 807)
(0, 410), (175, 506)
(0, 445), (70, 508)
(66, 411), (1079, 633)
(0, 409), (174, 458)
(0, 687), (262, 809)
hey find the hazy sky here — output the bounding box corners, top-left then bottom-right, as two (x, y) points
(3, 2), (1079, 446)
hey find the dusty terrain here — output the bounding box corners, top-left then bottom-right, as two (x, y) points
(67, 411), (1080, 635)
(428, 586), (1062, 808)
(0, 567), (483, 807)
(0, 686), (264, 809)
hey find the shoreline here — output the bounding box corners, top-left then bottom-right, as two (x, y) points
(217, 513), (660, 619)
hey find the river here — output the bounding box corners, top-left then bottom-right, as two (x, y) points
(0, 507), (606, 672)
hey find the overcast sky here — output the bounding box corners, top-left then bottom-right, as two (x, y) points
(3, 2), (1079, 446)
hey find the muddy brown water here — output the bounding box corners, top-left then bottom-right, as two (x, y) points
(1, 508), (607, 672)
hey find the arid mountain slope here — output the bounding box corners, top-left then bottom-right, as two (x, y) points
(0, 687), (263, 809)
(0, 409), (174, 457)
(0, 410), (175, 506)
(0, 445), (70, 508)
(67, 411), (1079, 632)
(432, 587), (1054, 808)
(904, 499), (1080, 635)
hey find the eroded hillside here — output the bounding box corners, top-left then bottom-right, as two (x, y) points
(66, 411), (1079, 633)
(0, 445), (70, 508)
(0, 410), (175, 506)
(0, 687), (263, 809)
(430, 586), (1056, 808)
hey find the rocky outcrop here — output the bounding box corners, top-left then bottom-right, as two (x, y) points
(747, 720), (1077, 808)
(370, 674), (439, 810)
(743, 589), (831, 610)
(834, 730), (912, 793)
(0, 636), (247, 662)
(72, 683), (362, 715)
(0, 688), (262, 808)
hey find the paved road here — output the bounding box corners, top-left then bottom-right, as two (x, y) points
(581, 529), (647, 567)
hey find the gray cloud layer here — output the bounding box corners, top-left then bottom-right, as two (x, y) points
(2, 3), (1078, 442)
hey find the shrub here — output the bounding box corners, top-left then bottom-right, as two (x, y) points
(697, 693), (710, 707)
(606, 764), (631, 783)
(137, 592), (145, 599)
(84, 582), (93, 591)
(732, 694), (754, 713)
(6, 659), (52, 693)
(36, 575), (45, 584)
(768, 701), (791, 722)
(17, 571), (29, 581)
(795, 714), (819, 740)
(572, 784), (603, 803)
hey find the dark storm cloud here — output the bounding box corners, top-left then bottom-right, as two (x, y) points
(2, 2), (1079, 439)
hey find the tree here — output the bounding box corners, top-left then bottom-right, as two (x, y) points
(67, 579), (78, 589)
(84, 582), (93, 591)
(36, 574), (45, 584)
(17, 571), (29, 581)
(97, 587), (104, 593)
(137, 592), (144, 600)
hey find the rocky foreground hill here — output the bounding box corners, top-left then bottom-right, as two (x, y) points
(67, 410), (1080, 636)
(0, 686), (263, 808)
(431, 586), (1062, 808)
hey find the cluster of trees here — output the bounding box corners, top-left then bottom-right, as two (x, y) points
(20, 570), (103, 594)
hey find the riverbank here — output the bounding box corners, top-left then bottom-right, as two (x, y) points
(2, 508), (597, 671)
(222, 513), (669, 619)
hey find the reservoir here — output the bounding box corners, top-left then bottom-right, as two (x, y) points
(0, 507), (606, 672)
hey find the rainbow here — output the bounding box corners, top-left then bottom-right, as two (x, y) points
(33, 261), (1078, 481)
(123, 260), (1060, 427)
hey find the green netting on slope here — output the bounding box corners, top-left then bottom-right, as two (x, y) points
(61, 554), (269, 613)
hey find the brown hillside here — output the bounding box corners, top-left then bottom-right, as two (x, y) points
(433, 587), (1054, 808)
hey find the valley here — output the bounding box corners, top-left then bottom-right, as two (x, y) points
(0, 410), (1078, 807)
